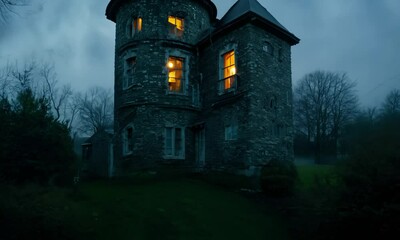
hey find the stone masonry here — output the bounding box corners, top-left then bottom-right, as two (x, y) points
(106, 0), (299, 175)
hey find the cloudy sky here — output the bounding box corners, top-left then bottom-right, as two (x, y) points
(1, 0), (399, 108)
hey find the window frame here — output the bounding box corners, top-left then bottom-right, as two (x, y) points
(168, 16), (184, 37)
(123, 124), (134, 156)
(126, 16), (143, 38)
(166, 55), (187, 94)
(263, 41), (274, 56)
(164, 127), (185, 159)
(123, 55), (137, 90)
(224, 120), (238, 141)
(219, 50), (237, 95)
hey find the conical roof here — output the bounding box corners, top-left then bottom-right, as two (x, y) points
(106, 0), (217, 22)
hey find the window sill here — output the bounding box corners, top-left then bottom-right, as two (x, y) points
(167, 91), (187, 96)
(218, 89), (237, 96)
(123, 84), (142, 90)
(123, 152), (133, 157)
(163, 155), (185, 160)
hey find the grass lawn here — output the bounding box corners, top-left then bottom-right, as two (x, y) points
(296, 164), (338, 190)
(1, 178), (289, 240)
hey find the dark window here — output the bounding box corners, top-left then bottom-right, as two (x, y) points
(124, 57), (136, 89)
(165, 127), (185, 158)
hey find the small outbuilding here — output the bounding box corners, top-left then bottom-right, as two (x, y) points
(81, 129), (114, 178)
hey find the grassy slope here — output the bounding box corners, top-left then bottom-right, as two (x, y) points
(2, 179), (289, 240)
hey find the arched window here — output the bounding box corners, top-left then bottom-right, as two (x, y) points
(126, 17), (142, 38)
(168, 16), (184, 37)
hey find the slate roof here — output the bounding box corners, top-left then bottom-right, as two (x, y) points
(220, 0), (286, 29)
(216, 0), (299, 45)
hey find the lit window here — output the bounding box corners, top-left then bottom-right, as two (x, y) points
(167, 56), (184, 93)
(168, 16), (184, 36)
(127, 17), (142, 37)
(225, 122), (238, 140)
(219, 50), (237, 94)
(124, 56), (136, 89)
(123, 126), (133, 155)
(165, 127), (185, 158)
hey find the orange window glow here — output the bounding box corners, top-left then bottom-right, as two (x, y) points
(167, 57), (184, 93)
(222, 50), (236, 90)
(168, 16), (184, 36)
(134, 17), (142, 31)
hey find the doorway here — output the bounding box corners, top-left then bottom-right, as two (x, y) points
(195, 127), (205, 168)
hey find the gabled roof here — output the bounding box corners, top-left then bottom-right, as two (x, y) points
(220, 0), (285, 30)
(216, 0), (299, 45)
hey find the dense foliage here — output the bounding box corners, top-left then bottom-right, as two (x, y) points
(0, 88), (75, 184)
(260, 159), (297, 196)
(333, 111), (400, 238)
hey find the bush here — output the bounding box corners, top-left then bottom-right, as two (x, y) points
(322, 112), (400, 238)
(0, 89), (76, 185)
(260, 159), (297, 196)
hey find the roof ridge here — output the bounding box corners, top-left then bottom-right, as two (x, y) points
(219, 0), (287, 31)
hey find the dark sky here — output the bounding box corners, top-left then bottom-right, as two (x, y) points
(1, 0), (399, 108)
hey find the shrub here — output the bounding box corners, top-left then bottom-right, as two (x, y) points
(323, 112), (400, 238)
(260, 159), (297, 196)
(0, 89), (76, 185)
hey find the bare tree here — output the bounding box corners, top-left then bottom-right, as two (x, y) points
(294, 70), (358, 162)
(0, 62), (12, 99)
(39, 63), (73, 123)
(3, 60), (78, 129)
(0, 0), (25, 22)
(381, 89), (400, 115)
(76, 86), (113, 135)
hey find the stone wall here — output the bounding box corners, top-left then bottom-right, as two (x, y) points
(198, 23), (294, 173)
(110, 0), (295, 175)
(246, 26), (294, 166)
(113, 0), (213, 172)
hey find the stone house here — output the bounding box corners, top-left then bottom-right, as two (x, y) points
(105, 0), (299, 176)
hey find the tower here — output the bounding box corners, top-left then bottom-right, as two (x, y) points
(106, 0), (299, 175)
(106, 0), (217, 171)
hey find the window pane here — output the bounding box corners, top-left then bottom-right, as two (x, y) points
(127, 127), (133, 151)
(168, 16), (184, 35)
(168, 57), (184, 93)
(165, 128), (173, 155)
(232, 124), (238, 139)
(223, 51), (235, 79)
(125, 57), (136, 88)
(176, 18), (184, 30)
(168, 16), (176, 25)
(175, 128), (182, 156)
(225, 126), (231, 140)
(136, 17), (142, 31)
